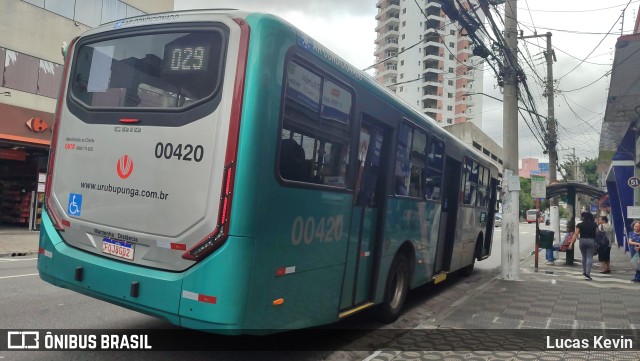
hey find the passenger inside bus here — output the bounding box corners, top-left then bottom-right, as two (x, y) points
(279, 139), (308, 182)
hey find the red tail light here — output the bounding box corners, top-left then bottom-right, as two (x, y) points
(182, 18), (249, 262)
(45, 37), (78, 231)
(182, 162), (235, 261)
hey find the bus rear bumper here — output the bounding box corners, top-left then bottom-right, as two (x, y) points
(37, 211), (253, 333)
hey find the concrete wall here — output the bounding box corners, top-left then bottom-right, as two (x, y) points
(125, 0), (174, 14)
(0, 0), (174, 113)
(0, 1), (88, 63)
(444, 121), (503, 171)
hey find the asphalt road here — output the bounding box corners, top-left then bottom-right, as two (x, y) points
(0, 224), (539, 361)
(0, 254), (492, 361)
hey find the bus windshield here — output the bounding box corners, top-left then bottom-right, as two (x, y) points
(71, 29), (226, 109)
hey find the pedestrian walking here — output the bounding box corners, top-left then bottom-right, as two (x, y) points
(627, 220), (640, 283)
(597, 216), (614, 274)
(568, 211), (597, 280)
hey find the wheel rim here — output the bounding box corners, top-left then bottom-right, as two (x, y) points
(389, 265), (406, 310)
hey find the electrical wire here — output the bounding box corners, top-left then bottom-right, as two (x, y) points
(556, 0), (631, 81)
(520, 0), (639, 13)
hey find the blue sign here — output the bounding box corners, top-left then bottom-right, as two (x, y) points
(590, 204), (597, 213)
(67, 193), (83, 216)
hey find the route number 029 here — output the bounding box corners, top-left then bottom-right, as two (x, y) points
(291, 216), (344, 245)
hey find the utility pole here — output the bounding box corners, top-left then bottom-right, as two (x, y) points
(573, 148), (579, 182)
(520, 32), (559, 241)
(544, 32), (560, 242)
(501, 0), (520, 281)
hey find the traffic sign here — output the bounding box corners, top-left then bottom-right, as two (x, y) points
(628, 177), (640, 188)
(531, 175), (546, 199)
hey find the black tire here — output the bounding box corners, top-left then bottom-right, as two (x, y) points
(460, 258), (475, 277)
(378, 253), (410, 323)
(461, 236), (482, 277)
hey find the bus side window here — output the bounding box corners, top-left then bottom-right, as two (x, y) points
(394, 123), (411, 196)
(424, 137), (444, 201)
(409, 129), (427, 198)
(279, 60), (352, 188)
(462, 157), (478, 205)
(395, 122), (427, 199)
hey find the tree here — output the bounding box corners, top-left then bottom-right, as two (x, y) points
(581, 158), (598, 187)
(559, 156), (598, 187)
(519, 177), (535, 216)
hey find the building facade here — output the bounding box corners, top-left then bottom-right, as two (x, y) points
(443, 122), (503, 172)
(374, 0), (484, 126)
(519, 158), (549, 178)
(0, 0), (173, 228)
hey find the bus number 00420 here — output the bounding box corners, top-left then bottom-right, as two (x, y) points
(291, 216), (344, 246)
(154, 142), (204, 162)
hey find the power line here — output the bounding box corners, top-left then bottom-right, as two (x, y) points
(556, 0), (631, 81)
(560, 39), (640, 93)
(520, 0), (639, 13)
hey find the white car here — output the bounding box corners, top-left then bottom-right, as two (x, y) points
(494, 213), (502, 227)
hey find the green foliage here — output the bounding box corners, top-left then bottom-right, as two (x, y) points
(558, 206), (567, 218)
(559, 157), (598, 187)
(519, 177), (535, 213)
(581, 158), (598, 187)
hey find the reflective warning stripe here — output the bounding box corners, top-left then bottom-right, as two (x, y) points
(182, 290), (217, 304)
(360, 251), (370, 257)
(157, 240), (187, 251)
(38, 248), (53, 258)
(275, 266), (296, 276)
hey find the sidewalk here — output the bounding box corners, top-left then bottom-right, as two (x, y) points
(0, 228), (40, 257)
(367, 245), (640, 360)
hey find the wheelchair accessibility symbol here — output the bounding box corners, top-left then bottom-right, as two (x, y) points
(68, 193), (83, 216)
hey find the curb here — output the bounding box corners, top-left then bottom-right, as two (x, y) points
(0, 250), (38, 258)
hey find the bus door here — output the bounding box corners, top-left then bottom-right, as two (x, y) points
(340, 117), (389, 311)
(434, 156), (461, 274)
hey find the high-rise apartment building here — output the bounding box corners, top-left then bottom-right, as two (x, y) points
(374, 0), (484, 127)
(0, 0), (173, 228)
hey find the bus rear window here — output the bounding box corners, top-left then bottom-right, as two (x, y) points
(71, 29), (226, 109)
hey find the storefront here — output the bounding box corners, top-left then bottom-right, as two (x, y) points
(0, 103), (53, 230)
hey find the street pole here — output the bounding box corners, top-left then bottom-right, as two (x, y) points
(545, 32), (560, 242)
(520, 31), (559, 242)
(501, 0), (520, 281)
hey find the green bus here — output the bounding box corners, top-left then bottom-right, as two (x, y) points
(38, 9), (499, 334)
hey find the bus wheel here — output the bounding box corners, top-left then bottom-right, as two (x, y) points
(461, 235), (482, 277)
(378, 253), (409, 323)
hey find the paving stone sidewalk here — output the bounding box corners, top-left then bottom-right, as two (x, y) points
(367, 245), (640, 360)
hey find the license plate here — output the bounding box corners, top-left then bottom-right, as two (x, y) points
(102, 238), (134, 261)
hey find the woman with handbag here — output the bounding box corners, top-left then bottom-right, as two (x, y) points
(568, 211), (597, 280)
(628, 220), (640, 283)
(596, 216), (614, 273)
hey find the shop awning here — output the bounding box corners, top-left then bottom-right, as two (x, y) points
(0, 103), (54, 147)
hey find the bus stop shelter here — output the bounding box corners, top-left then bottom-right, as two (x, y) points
(546, 182), (607, 220)
(546, 182), (606, 264)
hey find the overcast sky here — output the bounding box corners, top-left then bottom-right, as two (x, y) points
(175, 0), (638, 165)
